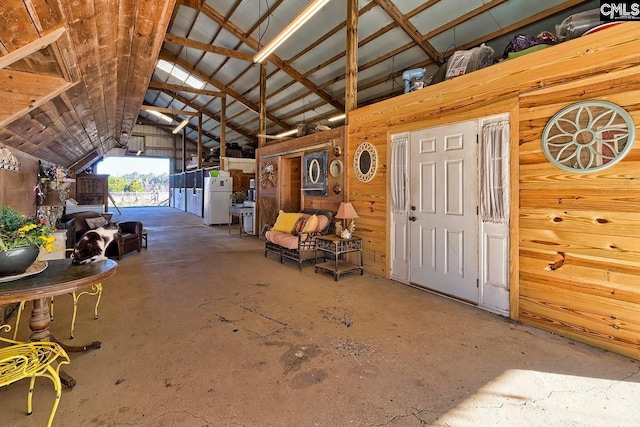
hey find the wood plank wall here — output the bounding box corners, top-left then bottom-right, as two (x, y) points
(256, 127), (346, 232)
(348, 23), (640, 358)
(0, 148), (40, 322)
(0, 149), (39, 214)
(518, 74), (640, 360)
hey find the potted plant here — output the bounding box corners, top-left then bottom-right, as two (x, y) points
(231, 191), (248, 205)
(0, 206), (55, 275)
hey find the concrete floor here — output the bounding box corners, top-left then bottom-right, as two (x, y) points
(1, 206), (639, 427)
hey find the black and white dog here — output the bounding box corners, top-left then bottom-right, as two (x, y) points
(71, 226), (120, 264)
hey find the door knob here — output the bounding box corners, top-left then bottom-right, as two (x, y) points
(410, 206), (416, 211)
(409, 216), (417, 221)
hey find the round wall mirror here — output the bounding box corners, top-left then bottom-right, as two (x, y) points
(330, 159), (343, 177)
(353, 142), (378, 182)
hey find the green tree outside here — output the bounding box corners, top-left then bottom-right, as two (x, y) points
(128, 178), (145, 192)
(108, 176), (129, 192)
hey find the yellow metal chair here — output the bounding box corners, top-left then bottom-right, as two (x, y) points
(0, 324), (70, 427)
(14, 283), (103, 340)
(50, 283), (103, 339)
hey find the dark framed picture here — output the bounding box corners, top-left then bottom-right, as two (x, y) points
(302, 150), (328, 196)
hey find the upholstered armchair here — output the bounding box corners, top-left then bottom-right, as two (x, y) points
(106, 221), (143, 259)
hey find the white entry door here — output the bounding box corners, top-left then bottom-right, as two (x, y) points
(409, 121), (479, 303)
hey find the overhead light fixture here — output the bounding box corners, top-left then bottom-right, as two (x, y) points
(328, 113), (346, 122)
(172, 118), (190, 134)
(275, 129), (298, 138)
(253, 0), (331, 63)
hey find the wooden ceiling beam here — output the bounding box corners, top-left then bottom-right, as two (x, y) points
(405, 0), (443, 20)
(373, 0), (442, 65)
(0, 26), (66, 69)
(164, 33), (254, 62)
(159, 48), (290, 131)
(0, 70), (78, 129)
(175, 0), (202, 9)
(147, 81), (224, 97)
(422, 0), (509, 42)
(309, 0), (588, 108)
(161, 88), (257, 144)
(221, 2), (380, 118)
(200, 2), (345, 113)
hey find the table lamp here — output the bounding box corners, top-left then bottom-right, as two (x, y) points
(335, 202), (358, 238)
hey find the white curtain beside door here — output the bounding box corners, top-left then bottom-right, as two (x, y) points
(390, 134), (410, 282)
(480, 121), (509, 224)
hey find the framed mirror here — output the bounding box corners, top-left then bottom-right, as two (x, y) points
(329, 159), (343, 177)
(353, 142), (378, 182)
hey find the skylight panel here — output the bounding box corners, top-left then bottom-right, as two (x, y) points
(147, 110), (174, 123)
(156, 59), (205, 89)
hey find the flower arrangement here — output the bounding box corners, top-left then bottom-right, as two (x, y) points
(0, 206), (55, 252)
(231, 191), (248, 204)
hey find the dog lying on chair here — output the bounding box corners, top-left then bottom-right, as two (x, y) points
(71, 226), (120, 264)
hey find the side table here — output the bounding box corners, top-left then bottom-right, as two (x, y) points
(228, 205), (254, 236)
(315, 235), (364, 281)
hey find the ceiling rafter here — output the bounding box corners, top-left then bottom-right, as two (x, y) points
(373, 0), (442, 65)
(147, 81), (224, 97)
(422, 0), (510, 42)
(164, 33), (254, 62)
(158, 88), (257, 144)
(158, 48), (291, 131)
(262, 0), (591, 117)
(237, 3), (384, 113)
(199, 2), (345, 113)
(405, 0), (443, 20)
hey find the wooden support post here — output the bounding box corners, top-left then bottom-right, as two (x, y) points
(220, 96), (226, 158)
(345, 0), (358, 124)
(259, 62), (267, 147)
(197, 114), (202, 169)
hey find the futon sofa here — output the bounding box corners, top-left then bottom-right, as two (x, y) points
(264, 209), (333, 270)
(61, 211), (143, 259)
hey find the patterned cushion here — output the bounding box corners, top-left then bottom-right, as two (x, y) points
(316, 215), (330, 234)
(301, 209), (334, 234)
(85, 216), (109, 229)
(302, 214), (319, 233)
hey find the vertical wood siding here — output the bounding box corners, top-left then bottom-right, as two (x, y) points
(348, 23), (640, 358)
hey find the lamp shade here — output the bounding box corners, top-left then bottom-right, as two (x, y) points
(335, 202), (358, 220)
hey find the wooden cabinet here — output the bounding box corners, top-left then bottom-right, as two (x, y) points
(75, 174), (109, 212)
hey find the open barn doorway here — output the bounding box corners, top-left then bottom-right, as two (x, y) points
(96, 157), (170, 207)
